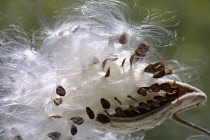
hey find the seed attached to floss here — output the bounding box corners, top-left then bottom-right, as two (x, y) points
(54, 98), (63, 106)
(121, 58), (126, 67)
(100, 98), (111, 109)
(50, 115), (62, 119)
(70, 117), (84, 125)
(153, 68), (165, 78)
(119, 32), (128, 44)
(137, 87), (149, 96)
(71, 124), (78, 136)
(105, 67), (110, 77)
(14, 135), (23, 140)
(102, 59), (109, 70)
(103, 110), (111, 116)
(135, 43), (150, 57)
(127, 95), (138, 102)
(96, 114), (110, 124)
(48, 132), (61, 140)
(56, 86), (66, 96)
(86, 107), (95, 119)
(114, 97), (122, 105)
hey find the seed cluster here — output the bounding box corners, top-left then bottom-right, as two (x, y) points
(130, 43), (150, 66)
(110, 81), (183, 118)
(144, 62), (172, 78)
(48, 43), (184, 138)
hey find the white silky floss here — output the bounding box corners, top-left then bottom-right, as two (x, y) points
(0, 0), (208, 140)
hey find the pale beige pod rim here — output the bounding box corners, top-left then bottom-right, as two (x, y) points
(95, 80), (207, 134)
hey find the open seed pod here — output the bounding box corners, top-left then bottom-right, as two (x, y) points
(95, 80), (207, 133)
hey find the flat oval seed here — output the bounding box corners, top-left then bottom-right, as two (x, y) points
(149, 83), (161, 92)
(160, 83), (172, 92)
(121, 58), (126, 67)
(154, 62), (165, 70)
(96, 114), (110, 124)
(56, 86), (66, 96)
(153, 68), (165, 78)
(50, 115), (62, 118)
(147, 100), (160, 107)
(114, 97), (122, 105)
(14, 135), (23, 140)
(71, 124), (77, 136)
(129, 105), (141, 114)
(119, 33), (128, 44)
(137, 87), (149, 96)
(144, 64), (155, 73)
(70, 117), (84, 125)
(105, 67), (110, 77)
(115, 107), (125, 117)
(48, 132), (61, 140)
(101, 98), (111, 109)
(138, 102), (151, 110)
(86, 107), (95, 119)
(54, 98), (63, 106)
(153, 96), (168, 102)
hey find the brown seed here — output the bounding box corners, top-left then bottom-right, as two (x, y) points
(144, 64), (156, 73)
(71, 124), (77, 136)
(114, 97), (122, 105)
(70, 117), (84, 125)
(14, 135), (23, 140)
(137, 87), (149, 96)
(72, 26), (80, 33)
(86, 107), (95, 119)
(48, 132), (61, 140)
(102, 59), (109, 70)
(135, 43), (150, 56)
(100, 98), (111, 109)
(149, 83), (161, 92)
(96, 114), (110, 124)
(105, 67), (110, 77)
(165, 69), (173, 75)
(160, 83), (172, 92)
(166, 90), (180, 99)
(119, 32), (128, 44)
(103, 110), (111, 116)
(154, 62), (165, 70)
(90, 57), (100, 65)
(121, 58), (126, 67)
(54, 98), (63, 106)
(153, 96), (168, 102)
(153, 68), (165, 78)
(115, 107), (125, 117)
(144, 62), (165, 73)
(56, 86), (66, 96)
(129, 105), (141, 114)
(50, 115), (62, 118)
(108, 55), (118, 61)
(138, 102), (150, 110)
(123, 110), (134, 117)
(127, 95), (138, 102)
(147, 100), (159, 107)
(129, 54), (134, 66)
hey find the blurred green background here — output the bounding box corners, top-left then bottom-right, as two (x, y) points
(0, 0), (209, 140)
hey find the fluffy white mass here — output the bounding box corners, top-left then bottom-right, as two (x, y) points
(1, 0), (204, 140)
